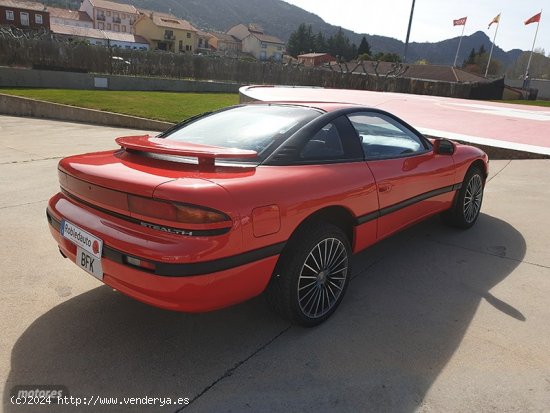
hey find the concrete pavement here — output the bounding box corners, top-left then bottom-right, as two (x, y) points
(1, 115), (549, 412)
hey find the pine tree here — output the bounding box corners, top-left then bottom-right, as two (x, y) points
(314, 32), (327, 52)
(357, 36), (371, 57)
(287, 23), (315, 57)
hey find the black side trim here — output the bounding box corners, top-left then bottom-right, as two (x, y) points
(46, 210), (285, 277)
(155, 242), (285, 276)
(356, 211), (380, 225)
(356, 184), (460, 225)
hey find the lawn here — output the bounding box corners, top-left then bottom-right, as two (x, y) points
(499, 100), (550, 107)
(0, 89), (240, 123)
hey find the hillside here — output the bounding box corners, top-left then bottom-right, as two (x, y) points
(42, 0), (526, 68)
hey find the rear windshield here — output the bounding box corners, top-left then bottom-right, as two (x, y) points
(162, 105), (322, 163)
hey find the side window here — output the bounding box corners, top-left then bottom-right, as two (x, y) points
(300, 122), (344, 160)
(348, 112), (427, 159)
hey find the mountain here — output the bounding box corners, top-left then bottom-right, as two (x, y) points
(407, 31), (523, 67)
(42, 0), (525, 68)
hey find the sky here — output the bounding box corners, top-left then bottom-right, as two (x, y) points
(283, 0), (550, 54)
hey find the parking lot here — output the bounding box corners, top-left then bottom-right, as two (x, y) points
(1, 115), (549, 412)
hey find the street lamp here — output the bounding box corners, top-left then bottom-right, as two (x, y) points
(403, 0), (416, 63)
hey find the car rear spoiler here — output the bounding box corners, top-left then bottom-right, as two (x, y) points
(116, 135), (258, 166)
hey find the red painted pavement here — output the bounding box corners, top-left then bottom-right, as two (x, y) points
(240, 86), (550, 155)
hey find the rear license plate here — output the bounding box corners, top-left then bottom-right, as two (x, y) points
(76, 246), (103, 280)
(60, 220), (104, 280)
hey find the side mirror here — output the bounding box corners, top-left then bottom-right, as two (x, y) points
(433, 138), (455, 155)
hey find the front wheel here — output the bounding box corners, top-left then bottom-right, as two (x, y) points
(442, 166), (485, 229)
(266, 222), (351, 327)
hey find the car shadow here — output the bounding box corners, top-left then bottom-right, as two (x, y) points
(3, 213), (525, 412)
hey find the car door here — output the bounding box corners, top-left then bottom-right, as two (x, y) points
(347, 111), (456, 239)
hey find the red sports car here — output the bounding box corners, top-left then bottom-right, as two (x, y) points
(47, 102), (488, 326)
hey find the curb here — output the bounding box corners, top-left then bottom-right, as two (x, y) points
(0, 93), (174, 131)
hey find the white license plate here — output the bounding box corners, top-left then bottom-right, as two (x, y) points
(76, 246), (103, 280)
(61, 220), (104, 280)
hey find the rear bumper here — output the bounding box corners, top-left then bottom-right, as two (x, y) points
(47, 195), (280, 312)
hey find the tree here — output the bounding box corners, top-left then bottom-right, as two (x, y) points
(478, 44), (486, 56)
(373, 52), (402, 63)
(326, 27), (356, 62)
(357, 36), (371, 58)
(465, 48), (476, 65)
(314, 31), (327, 53)
(462, 44), (503, 76)
(287, 23), (315, 57)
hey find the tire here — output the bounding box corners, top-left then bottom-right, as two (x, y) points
(266, 222), (352, 327)
(442, 166), (485, 229)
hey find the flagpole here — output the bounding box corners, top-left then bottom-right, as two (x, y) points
(453, 22), (466, 67)
(485, 16), (500, 77)
(525, 10), (542, 82)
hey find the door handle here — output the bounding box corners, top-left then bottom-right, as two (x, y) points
(378, 183), (392, 193)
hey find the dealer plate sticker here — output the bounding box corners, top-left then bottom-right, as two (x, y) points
(61, 220), (103, 280)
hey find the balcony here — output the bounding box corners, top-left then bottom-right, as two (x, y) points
(164, 34), (175, 41)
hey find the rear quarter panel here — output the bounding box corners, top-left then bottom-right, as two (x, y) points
(205, 163), (379, 251)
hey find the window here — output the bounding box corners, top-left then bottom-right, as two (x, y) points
(186, 32), (191, 38)
(261, 42), (267, 48)
(121, 25), (126, 32)
(162, 105), (321, 163)
(113, 24), (120, 32)
(179, 40), (183, 51)
(347, 112), (428, 159)
(185, 45), (192, 51)
(106, 23), (111, 30)
(35, 13), (43, 24)
(6, 10), (14, 20)
(98, 22), (104, 29)
(20, 12), (29, 26)
(300, 122), (344, 160)
(164, 30), (173, 40)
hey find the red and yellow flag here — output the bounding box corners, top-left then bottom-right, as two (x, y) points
(488, 13), (500, 29)
(524, 12), (542, 25)
(453, 17), (467, 26)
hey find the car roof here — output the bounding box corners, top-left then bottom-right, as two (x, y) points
(247, 101), (368, 113)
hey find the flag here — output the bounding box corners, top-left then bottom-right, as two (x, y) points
(524, 12), (541, 25)
(488, 13), (500, 29)
(453, 17), (467, 26)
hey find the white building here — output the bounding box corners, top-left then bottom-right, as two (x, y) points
(80, 0), (139, 34)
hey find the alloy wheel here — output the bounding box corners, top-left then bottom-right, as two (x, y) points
(463, 174), (483, 223)
(297, 237), (348, 319)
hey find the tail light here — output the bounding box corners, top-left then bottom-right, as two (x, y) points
(127, 194), (232, 230)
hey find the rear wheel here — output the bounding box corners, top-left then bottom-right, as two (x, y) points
(442, 166), (485, 229)
(266, 222), (351, 326)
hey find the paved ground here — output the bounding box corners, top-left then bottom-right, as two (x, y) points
(1, 115), (549, 413)
(241, 86), (550, 156)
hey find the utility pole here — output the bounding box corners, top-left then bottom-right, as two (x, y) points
(403, 0), (416, 63)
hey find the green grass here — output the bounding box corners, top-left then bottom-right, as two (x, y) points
(499, 100), (550, 107)
(0, 89), (240, 123)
